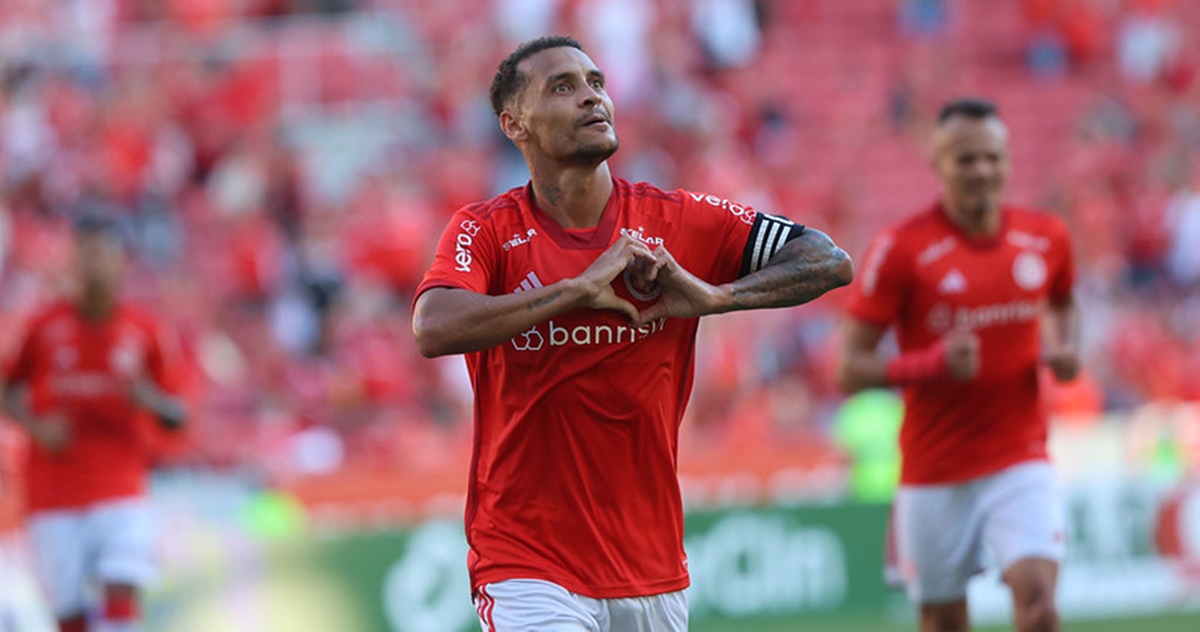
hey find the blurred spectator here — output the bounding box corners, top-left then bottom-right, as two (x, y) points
(1163, 173), (1200, 288)
(690, 0), (763, 69)
(1117, 0), (1181, 84)
(898, 0), (948, 39)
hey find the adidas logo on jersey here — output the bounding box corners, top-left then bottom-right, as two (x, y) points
(513, 271), (544, 293)
(938, 269), (967, 294)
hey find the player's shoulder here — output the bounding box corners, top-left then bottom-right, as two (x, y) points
(14, 301), (78, 344)
(623, 178), (686, 206)
(896, 205), (945, 234)
(636, 179), (763, 230)
(457, 185), (527, 225)
(24, 301), (74, 329)
(116, 302), (166, 331)
(874, 205), (943, 253)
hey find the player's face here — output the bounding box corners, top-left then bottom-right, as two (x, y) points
(513, 47), (618, 164)
(933, 116), (1010, 224)
(74, 233), (125, 297)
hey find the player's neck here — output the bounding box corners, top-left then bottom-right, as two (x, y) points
(943, 202), (1001, 238)
(529, 162), (613, 229)
(75, 293), (117, 322)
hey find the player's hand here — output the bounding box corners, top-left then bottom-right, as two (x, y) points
(633, 245), (718, 326)
(1041, 344), (1080, 383)
(128, 376), (157, 410)
(29, 416), (71, 453)
(129, 377), (188, 430)
(943, 329), (980, 381)
(576, 235), (658, 322)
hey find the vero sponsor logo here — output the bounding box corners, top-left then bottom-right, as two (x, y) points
(454, 220), (480, 273)
(688, 192), (755, 225)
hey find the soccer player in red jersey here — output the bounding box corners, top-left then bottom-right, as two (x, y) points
(413, 36), (853, 631)
(837, 99), (1080, 632)
(1, 216), (187, 632)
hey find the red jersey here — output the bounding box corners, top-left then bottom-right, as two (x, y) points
(5, 301), (179, 511)
(846, 203), (1074, 484)
(416, 177), (800, 598)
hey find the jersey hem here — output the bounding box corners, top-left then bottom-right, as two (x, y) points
(471, 569), (690, 600)
(843, 306), (893, 329)
(900, 454), (1050, 486)
(26, 490), (146, 514)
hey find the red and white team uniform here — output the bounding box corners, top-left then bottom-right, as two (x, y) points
(847, 202), (1074, 484)
(4, 301), (179, 616)
(846, 202), (1075, 601)
(416, 177), (800, 602)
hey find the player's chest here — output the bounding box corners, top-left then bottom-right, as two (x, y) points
(493, 217), (673, 297)
(40, 322), (148, 377)
(912, 237), (1052, 305)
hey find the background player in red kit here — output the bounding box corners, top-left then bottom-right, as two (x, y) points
(413, 36), (852, 631)
(837, 99), (1081, 632)
(1, 216), (188, 632)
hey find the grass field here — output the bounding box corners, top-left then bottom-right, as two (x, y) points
(691, 610), (1200, 631)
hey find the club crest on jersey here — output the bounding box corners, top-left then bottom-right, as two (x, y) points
(1013, 251), (1047, 291)
(622, 266), (662, 301)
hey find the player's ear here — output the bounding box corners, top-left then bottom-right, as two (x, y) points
(499, 110), (527, 142)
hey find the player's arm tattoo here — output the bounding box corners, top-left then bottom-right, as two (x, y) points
(526, 290), (562, 311)
(728, 228), (853, 310)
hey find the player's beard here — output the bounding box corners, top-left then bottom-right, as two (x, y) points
(959, 184), (1000, 219)
(566, 137), (619, 166)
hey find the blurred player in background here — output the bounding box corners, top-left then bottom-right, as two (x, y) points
(1, 216), (188, 632)
(413, 35), (852, 632)
(837, 98), (1080, 632)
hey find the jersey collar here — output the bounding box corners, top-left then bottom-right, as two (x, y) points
(933, 200), (1007, 249)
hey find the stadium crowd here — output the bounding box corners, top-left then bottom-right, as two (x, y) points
(0, 0), (1197, 480)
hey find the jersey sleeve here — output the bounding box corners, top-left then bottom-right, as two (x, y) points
(844, 230), (910, 327)
(1047, 216), (1075, 303)
(677, 192), (803, 285)
(144, 319), (183, 395)
(414, 207), (500, 301)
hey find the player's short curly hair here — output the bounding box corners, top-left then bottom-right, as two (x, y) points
(937, 98), (1000, 124)
(489, 36), (584, 117)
